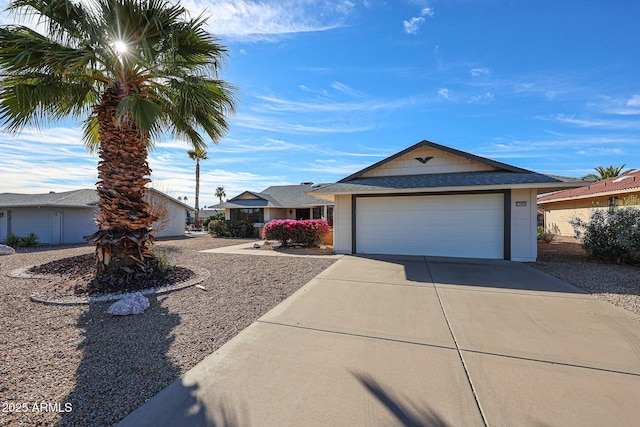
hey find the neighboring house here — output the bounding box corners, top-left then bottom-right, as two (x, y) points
(308, 140), (588, 261)
(0, 188), (193, 244)
(212, 183), (333, 230)
(538, 171), (640, 237)
(197, 208), (224, 219)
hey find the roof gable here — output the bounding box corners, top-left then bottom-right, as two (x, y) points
(539, 171), (640, 203)
(340, 140), (530, 182)
(232, 191), (267, 201)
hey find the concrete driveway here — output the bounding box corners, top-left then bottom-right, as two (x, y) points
(118, 255), (640, 427)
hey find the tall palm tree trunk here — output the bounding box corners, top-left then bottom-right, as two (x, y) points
(89, 86), (158, 278)
(194, 159), (200, 226)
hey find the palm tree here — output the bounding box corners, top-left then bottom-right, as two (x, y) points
(215, 186), (226, 203)
(188, 148), (208, 226)
(0, 0), (236, 284)
(583, 164), (636, 181)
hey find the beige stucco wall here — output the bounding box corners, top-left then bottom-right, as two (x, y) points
(510, 188), (537, 262)
(333, 194), (352, 254)
(543, 197), (609, 237)
(361, 146), (498, 178)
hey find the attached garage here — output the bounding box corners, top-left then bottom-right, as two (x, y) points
(356, 193), (505, 259)
(308, 140), (588, 262)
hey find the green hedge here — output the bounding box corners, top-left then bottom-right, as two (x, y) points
(208, 220), (255, 238)
(571, 206), (640, 264)
(3, 232), (39, 248)
(262, 219), (330, 247)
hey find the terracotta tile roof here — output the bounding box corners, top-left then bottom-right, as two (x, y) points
(538, 171), (640, 203)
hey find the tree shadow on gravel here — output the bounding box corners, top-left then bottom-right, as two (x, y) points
(58, 294), (206, 426)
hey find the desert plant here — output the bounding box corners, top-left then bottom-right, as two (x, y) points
(0, 0), (236, 284)
(209, 220), (255, 238)
(582, 164), (636, 181)
(150, 244), (171, 271)
(571, 206), (640, 264)
(262, 219), (330, 247)
(202, 212), (225, 229)
(215, 187), (226, 203)
(188, 148), (208, 226)
(537, 226), (555, 243)
(3, 233), (21, 248)
(20, 233), (39, 247)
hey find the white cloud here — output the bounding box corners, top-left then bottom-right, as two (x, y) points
(438, 88), (450, 100)
(556, 114), (640, 130)
(470, 67), (490, 78)
(468, 91), (494, 103)
(331, 81), (366, 98)
(254, 94), (417, 113)
(403, 7), (434, 35)
(626, 94), (640, 107)
(180, 0), (355, 41)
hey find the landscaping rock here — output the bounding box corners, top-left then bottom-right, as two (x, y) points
(0, 244), (15, 255)
(107, 292), (150, 315)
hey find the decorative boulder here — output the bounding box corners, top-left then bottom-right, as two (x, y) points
(0, 244), (15, 255)
(107, 292), (150, 315)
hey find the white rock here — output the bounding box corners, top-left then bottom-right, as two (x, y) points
(0, 244), (15, 255)
(107, 292), (150, 315)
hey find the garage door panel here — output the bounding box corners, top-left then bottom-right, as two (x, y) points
(356, 194), (504, 259)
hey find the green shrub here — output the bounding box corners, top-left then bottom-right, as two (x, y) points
(3, 233), (21, 248)
(262, 219), (330, 247)
(21, 233), (39, 247)
(203, 212), (225, 229)
(3, 232), (39, 248)
(150, 244), (171, 271)
(570, 206), (640, 264)
(537, 226), (555, 243)
(209, 220), (255, 238)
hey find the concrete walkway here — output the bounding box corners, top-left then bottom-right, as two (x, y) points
(118, 255), (640, 427)
(200, 241), (343, 259)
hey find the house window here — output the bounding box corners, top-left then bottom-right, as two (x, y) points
(296, 209), (311, 220)
(327, 205), (334, 227)
(312, 207), (322, 219)
(608, 196), (618, 208)
(231, 208), (264, 223)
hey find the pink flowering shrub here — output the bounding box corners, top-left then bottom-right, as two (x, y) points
(262, 219), (330, 247)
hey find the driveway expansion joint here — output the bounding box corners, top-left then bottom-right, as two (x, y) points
(425, 258), (490, 427)
(459, 348), (640, 378)
(256, 320), (457, 351)
(314, 276), (434, 288)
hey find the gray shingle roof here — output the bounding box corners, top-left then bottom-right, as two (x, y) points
(311, 171), (580, 194)
(0, 188), (194, 211)
(212, 184), (331, 209)
(0, 189), (99, 208)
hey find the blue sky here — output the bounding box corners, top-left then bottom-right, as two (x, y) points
(1, 0), (640, 206)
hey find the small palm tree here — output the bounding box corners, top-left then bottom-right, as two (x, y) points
(215, 186), (226, 203)
(0, 0), (236, 284)
(188, 148), (208, 226)
(583, 164), (636, 181)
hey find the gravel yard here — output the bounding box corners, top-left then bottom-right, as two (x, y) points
(2, 235), (639, 426)
(533, 239), (640, 317)
(0, 235), (336, 427)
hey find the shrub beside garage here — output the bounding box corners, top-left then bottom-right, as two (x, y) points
(263, 219), (330, 247)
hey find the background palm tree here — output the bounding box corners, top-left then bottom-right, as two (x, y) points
(583, 164), (636, 181)
(215, 186), (226, 203)
(0, 0), (236, 285)
(188, 148), (208, 227)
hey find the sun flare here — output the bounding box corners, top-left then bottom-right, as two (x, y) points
(113, 40), (128, 54)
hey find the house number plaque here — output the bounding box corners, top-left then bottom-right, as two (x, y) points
(515, 201), (527, 207)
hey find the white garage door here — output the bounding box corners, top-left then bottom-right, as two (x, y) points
(356, 194), (504, 259)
